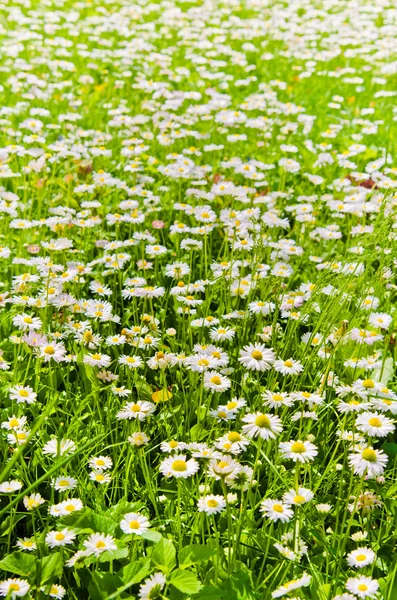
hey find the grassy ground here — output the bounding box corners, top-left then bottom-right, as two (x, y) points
(0, 0), (396, 598)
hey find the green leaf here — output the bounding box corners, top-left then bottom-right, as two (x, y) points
(92, 513), (117, 536)
(223, 568), (259, 600)
(374, 357), (394, 385)
(179, 545), (217, 568)
(170, 569), (202, 594)
(0, 552), (36, 577)
(89, 572), (123, 600)
(121, 558), (151, 586)
(151, 537), (176, 573)
(193, 586), (226, 599)
(39, 553), (63, 584)
(382, 442), (397, 457)
(140, 529), (162, 543)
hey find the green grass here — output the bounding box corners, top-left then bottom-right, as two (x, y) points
(0, 0), (396, 598)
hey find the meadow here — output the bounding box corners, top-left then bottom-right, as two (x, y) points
(0, 0), (397, 598)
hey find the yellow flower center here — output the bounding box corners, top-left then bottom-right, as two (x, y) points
(251, 350), (262, 360)
(368, 417), (382, 427)
(228, 432), (241, 442)
(362, 449), (377, 462)
(358, 584), (368, 592)
(172, 460), (187, 472)
(294, 494), (305, 504)
(273, 504), (284, 513)
(96, 540), (106, 549)
(284, 360), (293, 367)
(129, 520), (140, 529)
(255, 414), (271, 428)
(210, 376), (221, 385)
(356, 554), (367, 562)
(55, 533), (65, 541)
(207, 499), (219, 508)
(44, 346), (55, 355)
(291, 442), (306, 454)
(362, 379), (375, 389)
(198, 359), (209, 367)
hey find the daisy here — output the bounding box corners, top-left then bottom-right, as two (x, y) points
(16, 538), (37, 552)
(160, 440), (187, 453)
(208, 456), (239, 480)
(47, 584), (66, 599)
(117, 401), (156, 421)
(118, 355), (143, 369)
(283, 487), (314, 506)
(273, 358), (304, 375)
(345, 576), (379, 599)
(210, 327), (236, 342)
(291, 391), (324, 407)
(159, 455), (199, 478)
(271, 573), (311, 598)
(88, 456), (113, 471)
(39, 342), (67, 362)
(355, 412), (395, 437)
(239, 344), (275, 371)
(84, 533), (117, 557)
(45, 528), (76, 548)
(89, 471), (111, 484)
(185, 354), (217, 372)
(120, 512), (151, 535)
(13, 313), (42, 331)
(83, 353), (111, 368)
(0, 579), (30, 598)
(346, 547), (376, 568)
(225, 397), (247, 412)
(52, 477), (77, 491)
(9, 386), (37, 405)
(138, 572), (166, 600)
(368, 312), (392, 330)
(23, 493), (45, 511)
(279, 440), (318, 463)
(42, 438), (76, 457)
(215, 431), (249, 454)
(242, 412), (283, 440)
(0, 480), (22, 494)
(1, 416), (28, 430)
(203, 371), (231, 392)
(119, 417), (145, 439)
(56, 498), (84, 516)
(348, 447), (388, 478)
(198, 495), (226, 515)
(262, 391), (294, 408)
(261, 499), (294, 523)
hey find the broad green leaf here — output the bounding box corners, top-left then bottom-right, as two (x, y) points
(193, 586), (226, 599)
(151, 537), (176, 572)
(0, 552), (36, 577)
(374, 357), (394, 385)
(39, 553), (63, 584)
(170, 569), (202, 594)
(179, 545), (217, 568)
(121, 558), (151, 585)
(140, 529), (162, 543)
